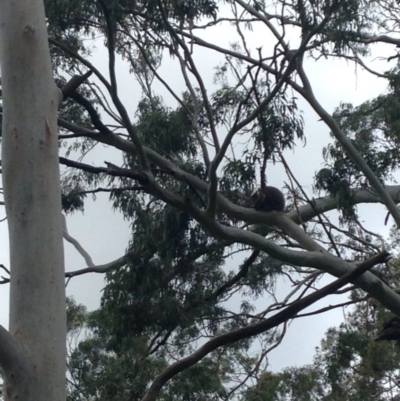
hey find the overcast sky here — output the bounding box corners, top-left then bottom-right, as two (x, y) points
(0, 11), (396, 373)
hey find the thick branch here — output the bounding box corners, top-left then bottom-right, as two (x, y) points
(0, 326), (30, 399)
(141, 251), (390, 401)
(145, 185), (400, 316)
(58, 119), (400, 227)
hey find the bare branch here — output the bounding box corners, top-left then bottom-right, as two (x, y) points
(62, 215), (94, 268)
(65, 253), (129, 278)
(49, 38), (111, 90)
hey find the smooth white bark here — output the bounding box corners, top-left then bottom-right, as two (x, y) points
(0, 0), (66, 399)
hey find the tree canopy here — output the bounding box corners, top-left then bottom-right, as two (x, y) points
(2, 0), (400, 399)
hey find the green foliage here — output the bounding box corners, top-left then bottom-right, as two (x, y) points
(293, 0), (374, 55)
(326, 69), (400, 183)
(244, 367), (325, 401)
(252, 102), (304, 155)
(238, 254), (283, 298)
(315, 67), (400, 221)
(61, 184), (86, 214)
(219, 159), (257, 207)
(315, 166), (355, 221)
(99, 203), (227, 339)
(246, 299), (400, 401)
(68, 335), (167, 401)
(135, 96), (197, 159)
(163, 358), (228, 401)
(46, 0), (218, 47)
(66, 297), (88, 333)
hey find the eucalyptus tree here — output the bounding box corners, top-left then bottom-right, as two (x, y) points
(1, 0), (400, 400)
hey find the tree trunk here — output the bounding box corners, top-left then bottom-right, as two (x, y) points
(0, 0), (66, 399)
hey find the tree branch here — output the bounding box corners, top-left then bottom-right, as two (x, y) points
(141, 251), (390, 401)
(295, 62), (400, 228)
(62, 215), (94, 268)
(58, 119), (400, 228)
(59, 157), (149, 184)
(0, 325), (30, 400)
